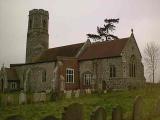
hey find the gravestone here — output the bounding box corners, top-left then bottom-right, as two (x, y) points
(40, 92), (47, 102)
(62, 103), (83, 120)
(5, 115), (24, 120)
(104, 90), (107, 94)
(85, 89), (91, 94)
(6, 95), (14, 105)
(42, 115), (58, 120)
(112, 105), (123, 120)
(33, 93), (41, 102)
(90, 106), (107, 120)
(19, 92), (26, 104)
(74, 90), (80, 98)
(88, 89), (91, 94)
(65, 90), (72, 99)
(132, 96), (143, 120)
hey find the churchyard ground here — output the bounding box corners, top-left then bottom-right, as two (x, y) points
(0, 84), (160, 120)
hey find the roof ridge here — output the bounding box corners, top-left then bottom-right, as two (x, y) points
(48, 42), (85, 50)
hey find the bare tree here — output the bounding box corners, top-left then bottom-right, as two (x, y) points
(144, 41), (159, 83)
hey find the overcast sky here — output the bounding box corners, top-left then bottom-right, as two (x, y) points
(0, 0), (160, 80)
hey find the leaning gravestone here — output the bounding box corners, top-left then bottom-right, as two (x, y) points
(42, 115), (58, 120)
(62, 103), (83, 120)
(90, 106), (107, 120)
(132, 96), (143, 120)
(19, 92), (26, 104)
(5, 115), (24, 120)
(112, 105), (123, 120)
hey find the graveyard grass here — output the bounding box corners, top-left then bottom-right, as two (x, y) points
(0, 86), (160, 120)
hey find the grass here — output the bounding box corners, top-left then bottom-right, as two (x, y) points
(0, 86), (160, 120)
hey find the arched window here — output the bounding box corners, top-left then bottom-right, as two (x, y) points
(129, 55), (136, 77)
(110, 65), (116, 78)
(42, 70), (46, 82)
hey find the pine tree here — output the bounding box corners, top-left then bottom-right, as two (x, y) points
(87, 18), (119, 42)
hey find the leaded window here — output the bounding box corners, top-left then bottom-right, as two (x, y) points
(129, 55), (136, 77)
(66, 68), (74, 83)
(110, 65), (116, 77)
(84, 73), (92, 85)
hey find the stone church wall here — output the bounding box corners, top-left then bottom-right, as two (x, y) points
(79, 57), (123, 89)
(121, 36), (146, 84)
(11, 62), (56, 92)
(79, 37), (145, 90)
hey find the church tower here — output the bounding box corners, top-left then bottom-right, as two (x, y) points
(26, 9), (49, 63)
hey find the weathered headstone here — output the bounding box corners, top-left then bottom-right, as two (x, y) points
(6, 95), (14, 105)
(74, 90), (80, 98)
(19, 92), (26, 104)
(42, 115), (58, 120)
(132, 96), (143, 120)
(5, 115), (24, 120)
(65, 90), (72, 99)
(33, 93), (41, 102)
(88, 89), (91, 94)
(104, 90), (107, 94)
(112, 105), (123, 120)
(40, 92), (47, 102)
(90, 106), (107, 120)
(62, 103), (83, 120)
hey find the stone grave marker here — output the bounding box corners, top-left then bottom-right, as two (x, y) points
(62, 103), (83, 120)
(6, 95), (14, 105)
(65, 90), (72, 99)
(19, 92), (26, 104)
(132, 96), (143, 120)
(112, 105), (123, 120)
(90, 106), (107, 120)
(40, 92), (47, 102)
(33, 93), (41, 102)
(74, 90), (80, 98)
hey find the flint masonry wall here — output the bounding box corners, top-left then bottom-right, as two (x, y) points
(79, 57), (123, 89)
(79, 37), (145, 90)
(11, 62), (56, 92)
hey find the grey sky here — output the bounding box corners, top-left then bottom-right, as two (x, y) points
(0, 0), (160, 80)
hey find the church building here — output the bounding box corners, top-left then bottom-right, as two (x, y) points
(0, 9), (145, 92)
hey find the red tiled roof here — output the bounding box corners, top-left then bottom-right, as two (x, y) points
(35, 42), (84, 62)
(5, 68), (19, 80)
(79, 38), (129, 60)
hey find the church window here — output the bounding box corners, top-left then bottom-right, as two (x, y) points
(42, 70), (46, 82)
(129, 55), (136, 77)
(66, 68), (74, 83)
(84, 73), (92, 86)
(10, 82), (17, 89)
(110, 65), (116, 77)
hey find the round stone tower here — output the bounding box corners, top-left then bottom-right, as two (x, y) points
(26, 9), (49, 63)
